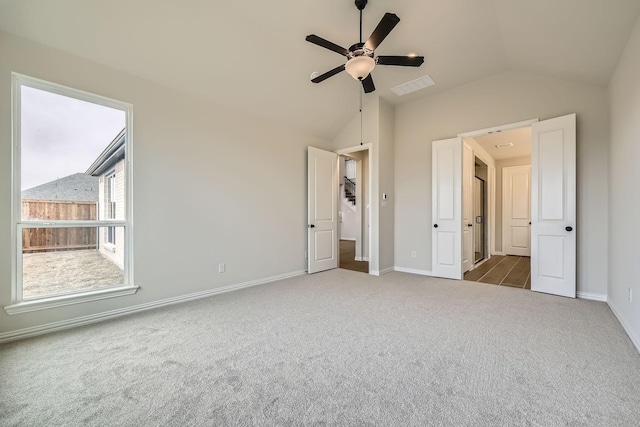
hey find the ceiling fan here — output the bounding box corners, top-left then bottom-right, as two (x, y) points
(306, 0), (424, 93)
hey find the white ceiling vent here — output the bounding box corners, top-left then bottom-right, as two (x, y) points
(391, 75), (435, 96)
(495, 142), (514, 149)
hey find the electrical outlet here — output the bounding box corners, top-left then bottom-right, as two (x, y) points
(411, 251), (417, 258)
(218, 263), (225, 273)
(629, 287), (633, 302)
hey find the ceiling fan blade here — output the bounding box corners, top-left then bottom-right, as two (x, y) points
(305, 34), (349, 56)
(364, 13), (400, 51)
(377, 56), (424, 67)
(311, 64), (346, 83)
(361, 74), (375, 93)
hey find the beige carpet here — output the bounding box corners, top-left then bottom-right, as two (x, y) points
(1, 269), (639, 426)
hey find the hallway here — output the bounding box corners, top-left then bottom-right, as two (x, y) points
(339, 240), (368, 273)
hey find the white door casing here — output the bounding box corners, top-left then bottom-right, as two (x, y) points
(308, 146), (338, 274)
(462, 142), (474, 272)
(531, 114), (576, 298)
(503, 165), (532, 256)
(432, 137), (463, 280)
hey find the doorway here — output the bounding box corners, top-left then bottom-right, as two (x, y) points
(307, 144), (373, 275)
(463, 126), (532, 286)
(338, 153), (369, 274)
(433, 114), (576, 297)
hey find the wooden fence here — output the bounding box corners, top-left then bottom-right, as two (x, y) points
(22, 199), (98, 253)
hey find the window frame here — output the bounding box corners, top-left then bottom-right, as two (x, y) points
(5, 73), (137, 315)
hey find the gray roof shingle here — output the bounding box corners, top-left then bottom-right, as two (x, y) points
(21, 173), (99, 202)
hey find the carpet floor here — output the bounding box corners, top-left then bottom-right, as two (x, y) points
(1, 270), (639, 426)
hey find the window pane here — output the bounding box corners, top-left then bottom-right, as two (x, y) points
(22, 226), (125, 300)
(20, 85), (126, 221)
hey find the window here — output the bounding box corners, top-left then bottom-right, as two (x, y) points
(6, 73), (137, 314)
(345, 158), (356, 180)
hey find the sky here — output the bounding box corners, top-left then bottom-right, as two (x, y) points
(20, 85), (126, 190)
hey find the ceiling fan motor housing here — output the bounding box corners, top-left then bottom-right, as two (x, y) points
(347, 43), (374, 60)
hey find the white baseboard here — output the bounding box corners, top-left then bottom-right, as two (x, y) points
(0, 270), (306, 344)
(577, 291), (607, 302)
(393, 266), (435, 277)
(608, 301), (640, 354)
(354, 257), (363, 261)
(369, 268), (394, 276)
(493, 251), (506, 256)
(340, 238), (356, 241)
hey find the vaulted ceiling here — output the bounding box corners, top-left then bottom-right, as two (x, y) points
(1, 0), (639, 140)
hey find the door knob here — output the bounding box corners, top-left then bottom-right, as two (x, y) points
(309, 224), (315, 228)
(433, 224), (438, 228)
(565, 226), (573, 232)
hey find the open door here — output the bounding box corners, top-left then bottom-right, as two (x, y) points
(531, 114), (576, 297)
(432, 137), (462, 279)
(308, 146), (338, 274)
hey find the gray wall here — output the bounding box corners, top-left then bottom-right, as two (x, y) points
(0, 31), (331, 335)
(394, 70), (609, 297)
(378, 99), (395, 272)
(608, 16), (640, 348)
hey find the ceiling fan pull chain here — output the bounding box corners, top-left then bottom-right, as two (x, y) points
(360, 88), (363, 145)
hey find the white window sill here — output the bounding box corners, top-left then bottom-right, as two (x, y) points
(4, 285), (139, 315)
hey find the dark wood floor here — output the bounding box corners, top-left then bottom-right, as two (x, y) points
(339, 240), (369, 273)
(464, 255), (531, 289)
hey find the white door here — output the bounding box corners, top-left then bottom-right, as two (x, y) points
(462, 142), (474, 272)
(432, 137), (462, 280)
(308, 146), (339, 274)
(531, 114), (576, 297)
(503, 165), (531, 256)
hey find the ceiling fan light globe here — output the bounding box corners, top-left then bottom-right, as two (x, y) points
(345, 56), (375, 80)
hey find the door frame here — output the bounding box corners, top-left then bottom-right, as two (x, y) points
(458, 119), (538, 257)
(473, 174), (488, 264)
(336, 143), (374, 275)
(462, 141), (474, 273)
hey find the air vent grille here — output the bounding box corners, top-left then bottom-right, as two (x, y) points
(391, 75), (435, 96)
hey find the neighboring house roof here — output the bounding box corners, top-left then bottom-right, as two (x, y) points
(21, 173), (98, 202)
(86, 128), (125, 177)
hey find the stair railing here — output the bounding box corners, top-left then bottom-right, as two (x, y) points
(344, 176), (356, 205)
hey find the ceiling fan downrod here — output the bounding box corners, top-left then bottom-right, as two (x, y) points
(355, 0), (368, 43)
